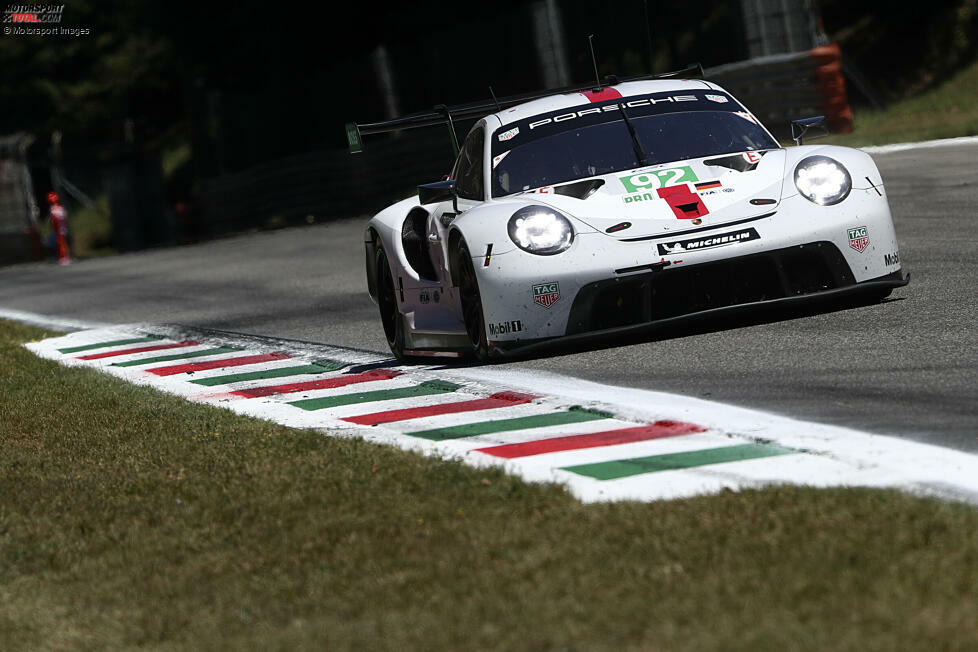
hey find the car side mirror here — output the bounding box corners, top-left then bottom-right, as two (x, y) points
(418, 179), (455, 205)
(791, 116), (829, 146)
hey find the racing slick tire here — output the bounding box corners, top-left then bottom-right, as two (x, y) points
(455, 240), (491, 362)
(375, 244), (407, 360)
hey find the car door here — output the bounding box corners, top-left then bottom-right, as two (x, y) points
(428, 123), (486, 284)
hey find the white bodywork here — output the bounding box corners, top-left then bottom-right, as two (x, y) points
(364, 79), (903, 356)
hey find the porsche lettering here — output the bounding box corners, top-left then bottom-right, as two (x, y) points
(527, 95), (698, 130)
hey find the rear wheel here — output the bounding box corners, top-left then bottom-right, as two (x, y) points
(455, 241), (490, 361)
(375, 244), (406, 360)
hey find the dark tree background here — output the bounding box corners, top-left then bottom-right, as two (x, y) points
(0, 2), (747, 169)
(0, 0), (974, 246)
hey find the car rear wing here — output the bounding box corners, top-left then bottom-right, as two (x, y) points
(345, 63), (705, 156)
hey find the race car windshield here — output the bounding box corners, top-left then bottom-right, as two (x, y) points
(491, 109), (778, 197)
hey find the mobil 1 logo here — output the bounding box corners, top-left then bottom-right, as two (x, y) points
(488, 320), (523, 337)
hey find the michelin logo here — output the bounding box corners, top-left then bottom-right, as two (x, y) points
(656, 228), (760, 256)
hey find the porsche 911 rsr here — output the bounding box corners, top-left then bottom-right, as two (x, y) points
(349, 71), (908, 361)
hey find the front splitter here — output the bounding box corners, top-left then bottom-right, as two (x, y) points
(491, 271), (910, 360)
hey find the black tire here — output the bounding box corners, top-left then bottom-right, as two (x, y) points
(375, 244), (406, 360)
(455, 240), (490, 361)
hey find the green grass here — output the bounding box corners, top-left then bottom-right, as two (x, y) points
(823, 58), (978, 147)
(3, 318), (978, 650)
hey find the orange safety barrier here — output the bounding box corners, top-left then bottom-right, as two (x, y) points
(809, 43), (853, 134)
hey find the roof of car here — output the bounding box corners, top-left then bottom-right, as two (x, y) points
(492, 78), (722, 128)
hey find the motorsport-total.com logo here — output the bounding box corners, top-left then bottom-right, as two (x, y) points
(3, 3), (90, 36)
(3, 3), (62, 23)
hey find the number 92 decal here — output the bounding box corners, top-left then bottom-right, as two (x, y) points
(619, 166), (699, 193)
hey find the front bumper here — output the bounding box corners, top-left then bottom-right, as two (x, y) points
(567, 240), (858, 334)
(492, 267), (908, 358)
(473, 189), (905, 350)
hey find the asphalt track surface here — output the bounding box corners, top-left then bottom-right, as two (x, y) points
(2, 144), (976, 451)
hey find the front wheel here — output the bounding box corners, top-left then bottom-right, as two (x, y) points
(454, 241), (490, 361)
(375, 244), (406, 360)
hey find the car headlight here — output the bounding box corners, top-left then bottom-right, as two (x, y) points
(794, 156), (851, 205)
(507, 205), (575, 255)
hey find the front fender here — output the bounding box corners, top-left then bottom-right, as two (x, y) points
(782, 144), (886, 194)
(364, 196), (418, 302)
(447, 198), (598, 266)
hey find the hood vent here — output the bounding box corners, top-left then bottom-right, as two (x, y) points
(704, 152), (763, 173)
(553, 178), (605, 199)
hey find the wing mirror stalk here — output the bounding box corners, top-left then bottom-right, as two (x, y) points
(791, 116), (829, 146)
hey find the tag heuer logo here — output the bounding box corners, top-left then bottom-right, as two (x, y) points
(848, 226), (869, 253)
(497, 126), (519, 142)
(532, 282), (560, 308)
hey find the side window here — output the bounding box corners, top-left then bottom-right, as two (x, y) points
(454, 127), (485, 201)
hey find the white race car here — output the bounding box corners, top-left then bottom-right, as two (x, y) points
(348, 67), (908, 360)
